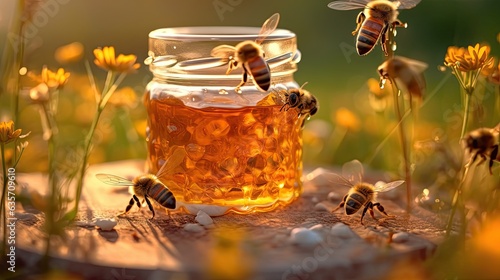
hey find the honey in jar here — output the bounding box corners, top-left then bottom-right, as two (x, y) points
(145, 26), (306, 215)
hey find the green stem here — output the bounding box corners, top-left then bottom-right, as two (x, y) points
(1, 143), (8, 254)
(72, 106), (103, 218)
(391, 79), (412, 212)
(40, 101), (58, 260)
(446, 162), (470, 236)
(460, 91), (472, 141)
(71, 71), (126, 219)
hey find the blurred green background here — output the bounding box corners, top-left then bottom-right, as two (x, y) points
(0, 0), (499, 174)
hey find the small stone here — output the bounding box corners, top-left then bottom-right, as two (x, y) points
(184, 223), (205, 233)
(311, 197), (319, 203)
(392, 232), (409, 243)
(95, 218), (117, 231)
(330, 223), (357, 239)
(309, 224), (324, 231)
(290, 228), (323, 247)
(328, 191), (342, 202)
(195, 210), (214, 227)
(314, 202), (330, 212)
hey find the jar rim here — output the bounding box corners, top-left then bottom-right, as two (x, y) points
(149, 26), (295, 41)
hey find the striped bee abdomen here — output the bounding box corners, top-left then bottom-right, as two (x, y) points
(247, 56), (271, 91)
(345, 192), (366, 215)
(356, 18), (384, 55)
(148, 182), (176, 209)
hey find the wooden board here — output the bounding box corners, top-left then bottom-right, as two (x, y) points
(11, 160), (442, 279)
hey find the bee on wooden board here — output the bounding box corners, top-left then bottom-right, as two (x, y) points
(211, 13), (280, 92)
(464, 124), (500, 175)
(329, 160), (405, 225)
(96, 148), (186, 219)
(328, 0), (421, 56)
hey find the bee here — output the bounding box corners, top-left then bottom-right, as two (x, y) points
(464, 124), (500, 175)
(96, 148), (186, 219)
(211, 13), (280, 92)
(378, 56), (428, 100)
(280, 83), (319, 117)
(329, 160), (405, 225)
(328, 0), (421, 56)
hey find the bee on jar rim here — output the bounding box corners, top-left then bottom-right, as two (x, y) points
(96, 148), (186, 219)
(279, 83), (319, 118)
(328, 0), (421, 56)
(464, 124), (499, 175)
(329, 160), (405, 225)
(211, 13), (280, 92)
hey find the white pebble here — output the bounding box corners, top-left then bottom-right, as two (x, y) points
(330, 223), (357, 239)
(392, 232), (409, 243)
(95, 218), (117, 231)
(314, 202), (330, 212)
(328, 191), (342, 201)
(290, 228), (323, 247)
(309, 224), (324, 231)
(183, 223), (205, 233)
(195, 210), (214, 227)
(311, 197), (319, 203)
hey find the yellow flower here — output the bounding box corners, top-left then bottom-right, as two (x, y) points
(367, 78), (388, 97)
(0, 121), (23, 144)
(55, 42), (84, 64)
(333, 107), (360, 131)
(29, 83), (50, 103)
(28, 66), (70, 89)
(108, 86), (138, 108)
(445, 43), (494, 72)
(490, 63), (500, 85)
(93, 46), (140, 73)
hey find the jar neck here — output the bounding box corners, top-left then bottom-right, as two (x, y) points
(147, 26), (300, 88)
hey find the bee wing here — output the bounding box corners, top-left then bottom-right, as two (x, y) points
(95, 173), (134, 186)
(327, 172), (356, 190)
(255, 13), (280, 45)
(373, 180), (405, 192)
(156, 147), (187, 180)
(342, 160), (364, 185)
(395, 56), (428, 73)
(396, 0), (422, 10)
(211, 45), (236, 59)
(327, 0), (370, 10)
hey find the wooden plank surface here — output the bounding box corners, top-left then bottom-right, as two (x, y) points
(12, 160), (442, 279)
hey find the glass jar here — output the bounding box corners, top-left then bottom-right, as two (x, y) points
(145, 26), (304, 216)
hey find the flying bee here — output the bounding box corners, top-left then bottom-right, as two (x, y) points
(378, 56), (428, 104)
(328, 0), (421, 56)
(280, 83), (319, 117)
(464, 124), (500, 175)
(329, 160), (405, 225)
(96, 148), (186, 219)
(211, 13), (280, 92)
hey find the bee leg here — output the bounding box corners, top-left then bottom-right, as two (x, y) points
(380, 24), (390, 56)
(226, 59), (238, 75)
(235, 66), (249, 92)
(360, 202), (372, 225)
(332, 194), (347, 213)
(489, 145), (499, 175)
(373, 202), (392, 217)
(352, 12), (365, 36)
(120, 195), (141, 216)
(144, 196), (156, 220)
